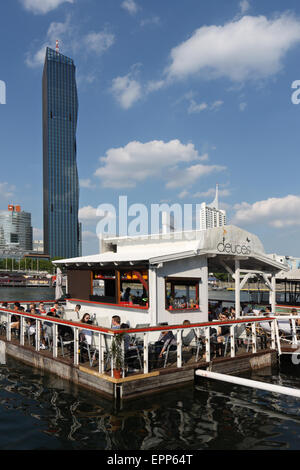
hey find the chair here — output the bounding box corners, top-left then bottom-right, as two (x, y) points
(131, 323), (150, 345)
(88, 334), (112, 369)
(181, 328), (204, 362)
(125, 344), (143, 372)
(27, 324), (36, 346)
(58, 335), (74, 357)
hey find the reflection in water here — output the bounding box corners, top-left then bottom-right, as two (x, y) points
(1, 357), (300, 449)
(2, 287), (300, 449)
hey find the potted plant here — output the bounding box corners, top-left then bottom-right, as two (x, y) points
(110, 333), (124, 379)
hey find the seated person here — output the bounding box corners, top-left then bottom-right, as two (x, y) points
(120, 323), (142, 370)
(11, 303), (22, 331)
(182, 320), (195, 347)
(37, 302), (47, 315)
(122, 287), (131, 302)
(291, 309), (300, 327)
(111, 315), (121, 329)
(43, 308), (60, 339)
(229, 307), (236, 319)
(154, 330), (177, 361)
(26, 303), (37, 313)
(27, 308), (38, 344)
(51, 302), (64, 317)
(120, 322), (130, 352)
(209, 309), (218, 321)
(212, 311), (231, 356)
(74, 304), (81, 319)
(79, 313), (93, 344)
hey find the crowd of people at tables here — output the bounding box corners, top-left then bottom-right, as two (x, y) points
(0, 301), (88, 351)
(2, 299), (299, 366)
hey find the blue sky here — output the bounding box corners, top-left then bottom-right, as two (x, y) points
(1, 0), (300, 256)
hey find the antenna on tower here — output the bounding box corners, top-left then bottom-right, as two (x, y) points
(55, 40), (59, 53)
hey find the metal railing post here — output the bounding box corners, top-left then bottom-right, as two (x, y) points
(111, 336), (114, 378)
(205, 326), (210, 362)
(251, 323), (257, 354)
(20, 316), (25, 346)
(177, 329), (182, 368)
(230, 324), (235, 357)
(7, 313), (11, 341)
(271, 320), (276, 349)
(121, 339), (125, 378)
(53, 323), (58, 358)
(74, 327), (79, 366)
(99, 333), (103, 374)
(291, 318), (297, 345)
(36, 319), (40, 351)
(274, 319), (282, 355)
(144, 332), (149, 374)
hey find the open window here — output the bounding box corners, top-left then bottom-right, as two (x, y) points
(119, 269), (149, 307)
(89, 267), (149, 307)
(91, 269), (116, 303)
(165, 278), (199, 311)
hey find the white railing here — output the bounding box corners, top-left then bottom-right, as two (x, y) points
(0, 307), (283, 377)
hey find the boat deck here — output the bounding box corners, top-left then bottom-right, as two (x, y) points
(0, 329), (278, 399)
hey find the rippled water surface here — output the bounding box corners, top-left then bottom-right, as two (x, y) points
(1, 287), (300, 450)
(0, 356), (300, 450)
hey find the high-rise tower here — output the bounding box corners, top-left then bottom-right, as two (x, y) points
(42, 46), (80, 259)
(199, 184), (226, 230)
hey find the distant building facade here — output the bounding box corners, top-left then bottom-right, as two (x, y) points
(43, 46), (80, 259)
(199, 184), (227, 230)
(33, 240), (44, 253)
(0, 205), (33, 257)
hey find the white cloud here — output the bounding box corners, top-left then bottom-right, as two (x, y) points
(26, 16), (114, 68)
(20, 0), (74, 14)
(193, 188), (230, 198)
(188, 100), (208, 113)
(25, 16), (73, 68)
(210, 100), (224, 110)
(140, 16), (160, 27)
(166, 163), (225, 189)
(188, 99), (223, 113)
(79, 206), (100, 221)
(94, 139), (222, 189)
(82, 230), (98, 240)
(83, 31), (115, 55)
(121, 0), (138, 15)
(146, 79), (165, 93)
(239, 102), (247, 111)
(111, 73), (142, 109)
(239, 0), (250, 15)
(0, 182), (16, 199)
(232, 195), (300, 228)
(79, 179), (95, 189)
(178, 190), (189, 199)
(166, 13), (300, 82)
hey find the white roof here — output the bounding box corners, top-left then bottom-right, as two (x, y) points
(53, 241), (200, 265)
(53, 225), (288, 272)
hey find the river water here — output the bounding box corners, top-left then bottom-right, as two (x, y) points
(0, 287), (300, 451)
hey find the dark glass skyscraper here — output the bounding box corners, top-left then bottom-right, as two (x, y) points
(43, 47), (80, 259)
